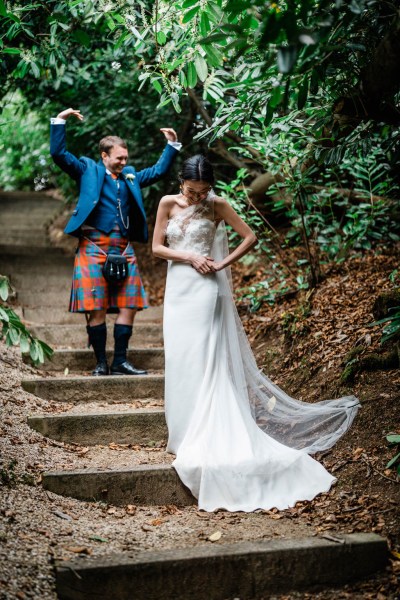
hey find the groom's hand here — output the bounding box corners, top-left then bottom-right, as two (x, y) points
(160, 127), (178, 142)
(56, 108), (84, 121)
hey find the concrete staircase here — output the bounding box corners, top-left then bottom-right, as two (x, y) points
(0, 191), (388, 599)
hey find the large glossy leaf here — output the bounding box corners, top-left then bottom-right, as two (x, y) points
(200, 12), (210, 37)
(182, 6), (200, 24)
(187, 61), (198, 87)
(194, 53), (208, 82)
(202, 43), (223, 68)
(182, 0), (198, 7)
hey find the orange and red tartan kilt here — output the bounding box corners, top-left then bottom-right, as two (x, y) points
(69, 229), (148, 313)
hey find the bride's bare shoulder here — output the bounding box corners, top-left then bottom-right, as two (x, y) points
(158, 194), (180, 214)
(159, 194), (179, 207)
(212, 194), (229, 215)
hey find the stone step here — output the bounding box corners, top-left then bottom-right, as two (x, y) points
(34, 348), (164, 371)
(18, 289), (72, 307)
(31, 323), (163, 347)
(43, 464), (194, 506)
(0, 213), (56, 223)
(0, 191), (58, 203)
(0, 233), (51, 247)
(22, 374), (164, 403)
(0, 244), (69, 259)
(24, 305), (163, 325)
(28, 409), (166, 445)
(0, 224), (48, 232)
(55, 533), (387, 600)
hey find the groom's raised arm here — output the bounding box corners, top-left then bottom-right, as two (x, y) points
(50, 108), (87, 180)
(135, 127), (181, 188)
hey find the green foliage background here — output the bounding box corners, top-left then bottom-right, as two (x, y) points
(0, 0), (399, 303)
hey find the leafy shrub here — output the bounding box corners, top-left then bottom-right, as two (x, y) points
(0, 275), (53, 365)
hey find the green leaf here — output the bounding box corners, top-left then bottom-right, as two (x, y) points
(387, 434), (400, 444)
(194, 53), (208, 82)
(187, 61), (198, 88)
(105, 15), (116, 31)
(156, 31), (166, 45)
(0, 306), (10, 322)
(0, 277), (9, 301)
(386, 452), (400, 469)
(152, 79), (163, 94)
(73, 29), (91, 48)
(9, 327), (19, 345)
(200, 12), (210, 37)
(182, 0), (198, 7)
(0, 0), (7, 16)
(89, 535), (109, 543)
(171, 93), (182, 114)
(30, 342), (39, 362)
(182, 6), (200, 24)
(179, 69), (187, 88)
(205, 3), (222, 23)
(202, 43), (222, 68)
(2, 48), (21, 55)
(30, 61), (40, 78)
(269, 85), (283, 109)
(20, 334), (30, 353)
(37, 342), (45, 363)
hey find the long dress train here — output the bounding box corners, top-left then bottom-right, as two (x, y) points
(163, 197), (359, 512)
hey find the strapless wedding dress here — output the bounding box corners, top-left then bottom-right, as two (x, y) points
(163, 197), (359, 512)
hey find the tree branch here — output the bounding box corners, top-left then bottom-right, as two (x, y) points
(186, 87), (262, 175)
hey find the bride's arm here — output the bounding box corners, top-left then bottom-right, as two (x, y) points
(213, 197), (257, 271)
(152, 196), (215, 274)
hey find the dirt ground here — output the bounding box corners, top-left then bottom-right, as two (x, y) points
(0, 221), (399, 599)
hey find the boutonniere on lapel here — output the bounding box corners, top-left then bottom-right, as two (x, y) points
(125, 173), (135, 182)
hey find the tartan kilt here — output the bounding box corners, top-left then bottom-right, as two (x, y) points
(69, 229), (148, 313)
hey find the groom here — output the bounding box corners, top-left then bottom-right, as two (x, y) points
(50, 108), (181, 376)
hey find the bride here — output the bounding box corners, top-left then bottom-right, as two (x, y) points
(152, 154), (359, 512)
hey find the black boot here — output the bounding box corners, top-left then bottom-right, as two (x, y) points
(87, 323), (109, 376)
(111, 323), (147, 376)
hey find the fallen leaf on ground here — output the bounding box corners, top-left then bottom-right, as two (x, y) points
(149, 518), (165, 526)
(53, 510), (73, 521)
(208, 531), (222, 542)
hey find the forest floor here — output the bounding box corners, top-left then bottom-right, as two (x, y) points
(0, 214), (399, 599)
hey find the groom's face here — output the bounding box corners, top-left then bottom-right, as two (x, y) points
(101, 144), (128, 175)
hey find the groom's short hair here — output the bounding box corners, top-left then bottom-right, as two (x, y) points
(99, 136), (127, 155)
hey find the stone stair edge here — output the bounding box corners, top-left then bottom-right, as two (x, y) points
(28, 408), (165, 419)
(55, 533), (388, 600)
(22, 374), (165, 384)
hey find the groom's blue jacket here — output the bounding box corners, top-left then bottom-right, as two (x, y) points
(50, 124), (178, 243)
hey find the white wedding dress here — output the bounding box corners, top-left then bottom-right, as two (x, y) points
(163, 196), (359, 512)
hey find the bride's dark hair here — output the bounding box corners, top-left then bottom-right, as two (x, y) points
(179, 154), (214, 185)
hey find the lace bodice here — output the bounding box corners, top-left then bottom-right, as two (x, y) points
(166, 197), (216, 256)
